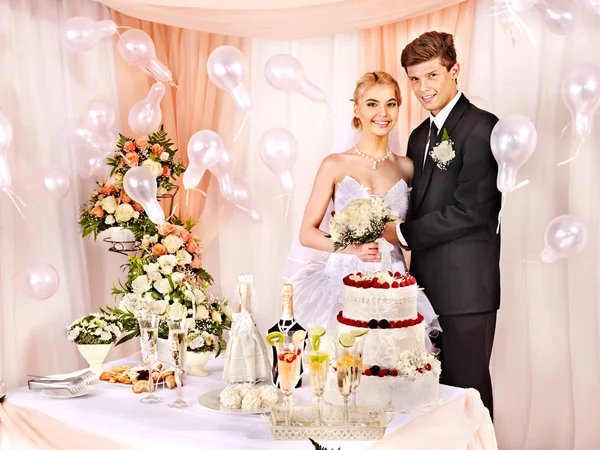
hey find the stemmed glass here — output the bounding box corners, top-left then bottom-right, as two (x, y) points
(274, 330), (304, 426)
(138, 314), (161, 404)
(307, 335), (329, 426)
(167, 317), (189, 409)
(349, 335), (365, 422)
(335, 334), (363, 426)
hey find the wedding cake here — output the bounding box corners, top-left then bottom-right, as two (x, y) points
(323, 271), (440, 413)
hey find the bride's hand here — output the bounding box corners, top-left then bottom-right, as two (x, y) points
(380, 219), (404, 245)
(342, 242), (381, 262)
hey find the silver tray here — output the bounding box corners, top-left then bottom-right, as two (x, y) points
(263, 405), (393, 441)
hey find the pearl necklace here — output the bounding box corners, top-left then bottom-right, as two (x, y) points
(354, 145), (392, 170)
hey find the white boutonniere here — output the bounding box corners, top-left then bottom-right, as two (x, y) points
(430, 128), (455, 170)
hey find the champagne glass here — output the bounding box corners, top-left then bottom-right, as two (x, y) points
(335, 333), (362, 426)
(167, 317), (189, 409)
(138, 314), (161, 404)
(307, 332), (329, 426)
(274, 330), (305, 426)
(349, 335), (365, 422)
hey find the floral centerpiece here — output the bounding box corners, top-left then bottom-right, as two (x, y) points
(327, 197), (393, 251)
(192, 293), (232, 357)
(187, 329), (218, 353)
(104, 217), (214, 345)
(78, 126), (185, 239)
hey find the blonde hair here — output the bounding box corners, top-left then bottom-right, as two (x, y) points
(352, 71), (402, 130)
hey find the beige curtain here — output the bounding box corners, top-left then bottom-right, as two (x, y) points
(359, 0), (475, 155)
(94, 0), (465, 39)
(109, 12), (249, 258)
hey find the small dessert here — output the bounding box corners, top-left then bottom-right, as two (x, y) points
(219, 387), (242, 409)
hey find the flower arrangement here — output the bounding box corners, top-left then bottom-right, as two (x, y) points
(67, 313), (123, 345)
(105, 217), (215, 345)
(327, 197), (393, 251)
(396, 349), (441, 378)
(78, 126), (185, 240)
(187, 329), (217, 353)
(191, 293), (232, 357)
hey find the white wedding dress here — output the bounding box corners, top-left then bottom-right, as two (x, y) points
(289, 175), (440, 341)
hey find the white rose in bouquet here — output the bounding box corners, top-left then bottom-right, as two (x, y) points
(196, 304), (210, 319)
(168, 302), (187, 320)
(115, 203), (135, 223)
(157, 255), (178, 274)
(141, 159), (163, 178)
(160, 152), (170, 162)
(176, 249), (192, 266)
(211, 310), (222, 324)
(154, 278), (172, 295)
(193, 289), (206, 304)
(163, 235), (183, 254)
(143, 263), (161, 281)
(132, 275), (152, 293)
(100, 196), (118, 214)
(105, 215), (115, 225)
(150, 300), (168, 315)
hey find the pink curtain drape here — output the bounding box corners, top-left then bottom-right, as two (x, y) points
(94, 0), (466, 39)
(109, 12), (249, 261)
(359, 0), (475, 155)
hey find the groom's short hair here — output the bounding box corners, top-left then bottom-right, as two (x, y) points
(401, 31), (457, 71)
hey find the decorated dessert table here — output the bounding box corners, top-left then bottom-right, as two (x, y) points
(4, 355), (467, 450)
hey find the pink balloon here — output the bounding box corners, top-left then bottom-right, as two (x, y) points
(231, 177), (260, 222)
(490, 114), (537, 193)
(63, 119), (112, 155)
(128, 82), (166, 136)
(21, 260), (60, 300)
(534, 0), (581, 35)
(37, 167), (71, 199)
(184, 130), (223, 189)
(60, 17), (117, 52)
(207, 46), (252, 111)
(561, 63), (600, 140)
(259, 128), (298, 193)
(182, 166), (205, 190)
(541, 215), (588, 263)
(83, 99), (116, 133)
(76, 147), (108, 180)
(210, 148), (235, 199)
(123, 167), (164, 225)
(118, 29), (172, 82)
(264, 54), (325, 103)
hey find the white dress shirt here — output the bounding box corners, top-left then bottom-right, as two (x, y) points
(397, 91), (463, 247)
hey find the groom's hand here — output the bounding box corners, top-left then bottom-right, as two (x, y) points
(381, 219), (402, 246)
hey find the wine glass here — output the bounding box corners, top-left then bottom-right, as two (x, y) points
(167, 317), (189, 409)
(138, 314), (161, 404)
(335, 335), (362, 426)
(307, 337), (329, 426)
(349, 336), (365, 422)
(274, 330), (304, 426)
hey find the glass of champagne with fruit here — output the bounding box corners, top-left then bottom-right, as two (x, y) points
(307, 326), (329, 426)
(138, 314), (161, 404)
(167, 317), (189, 409)
(267, 329), (307, 426)
(348, 329), (367, 421)
(335, 332), (365, 426)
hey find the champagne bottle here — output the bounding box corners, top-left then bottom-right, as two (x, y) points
(267, 283), (306, 388)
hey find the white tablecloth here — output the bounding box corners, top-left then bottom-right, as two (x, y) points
(6, 356), (465, 450)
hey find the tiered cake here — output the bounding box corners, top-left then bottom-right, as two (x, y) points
(323, 271), (440, 413)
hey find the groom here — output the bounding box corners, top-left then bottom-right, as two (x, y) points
(382, 31), (501, 419)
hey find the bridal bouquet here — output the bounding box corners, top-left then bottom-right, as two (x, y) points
(327, 197), (393, 251)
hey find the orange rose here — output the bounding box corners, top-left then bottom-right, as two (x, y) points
(135, 138), (148, 150)
(152, 243), (168, 256)
(91, 206), (105, 218)
(100, 185), (116, 196)
(179, 231), (192, 243)
(186, 239), (198, 253)
(124, 153), (139, 167)
(119, 190), (132, 203)
(158, 222), (175, 235)
(151, 144), (164, 157)
(190, 255), (201, 269)
(161, 166), (171, 177)
(132, 202), (145, 212)
(123, 141), (136, 153)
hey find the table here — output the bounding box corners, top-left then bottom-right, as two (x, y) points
(5, 356), (465, 450)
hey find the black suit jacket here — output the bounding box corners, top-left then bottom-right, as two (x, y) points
(400, 94), (501, 315)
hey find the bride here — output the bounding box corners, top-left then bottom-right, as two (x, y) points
(287, 71), (439, 336)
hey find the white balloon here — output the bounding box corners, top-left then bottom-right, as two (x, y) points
(37, 167), (71, 199)
(541, 215), (588, 263)
(20, 260), (60, 300)
(128, 83), (166, 136)
(123, 167), (164, 224)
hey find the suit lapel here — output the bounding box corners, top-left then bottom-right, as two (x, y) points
(413, 94), (470, 212)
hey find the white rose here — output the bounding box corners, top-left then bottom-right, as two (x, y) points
(133, 211), (140, 219)
(196, 304), (210, 319)
(160, 152), (169, 162)
(163, 234), (183, 254)
(115, 203), (135, 222)
(176, 249), (192, 266)
(224, 306), (233, 319)
(141, 159), (163, 178)
(193, 289), (206, 304)
(105, 215), (115, 225)
(433, 141), (455, 164)
(168, 302), (187, 320)
(150, 300), (168, 315)
(132, 275), (152, 293)
(171, 272), (185, 283)
(154, 278), (172, 294)
(211, 310), (222, 324)
(143, 263), (161, 281)
(186, 318), (196, 329)
(157, 255), (178, 274)
(100, 196), (118, 214)
(68, 326), (81, 341)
